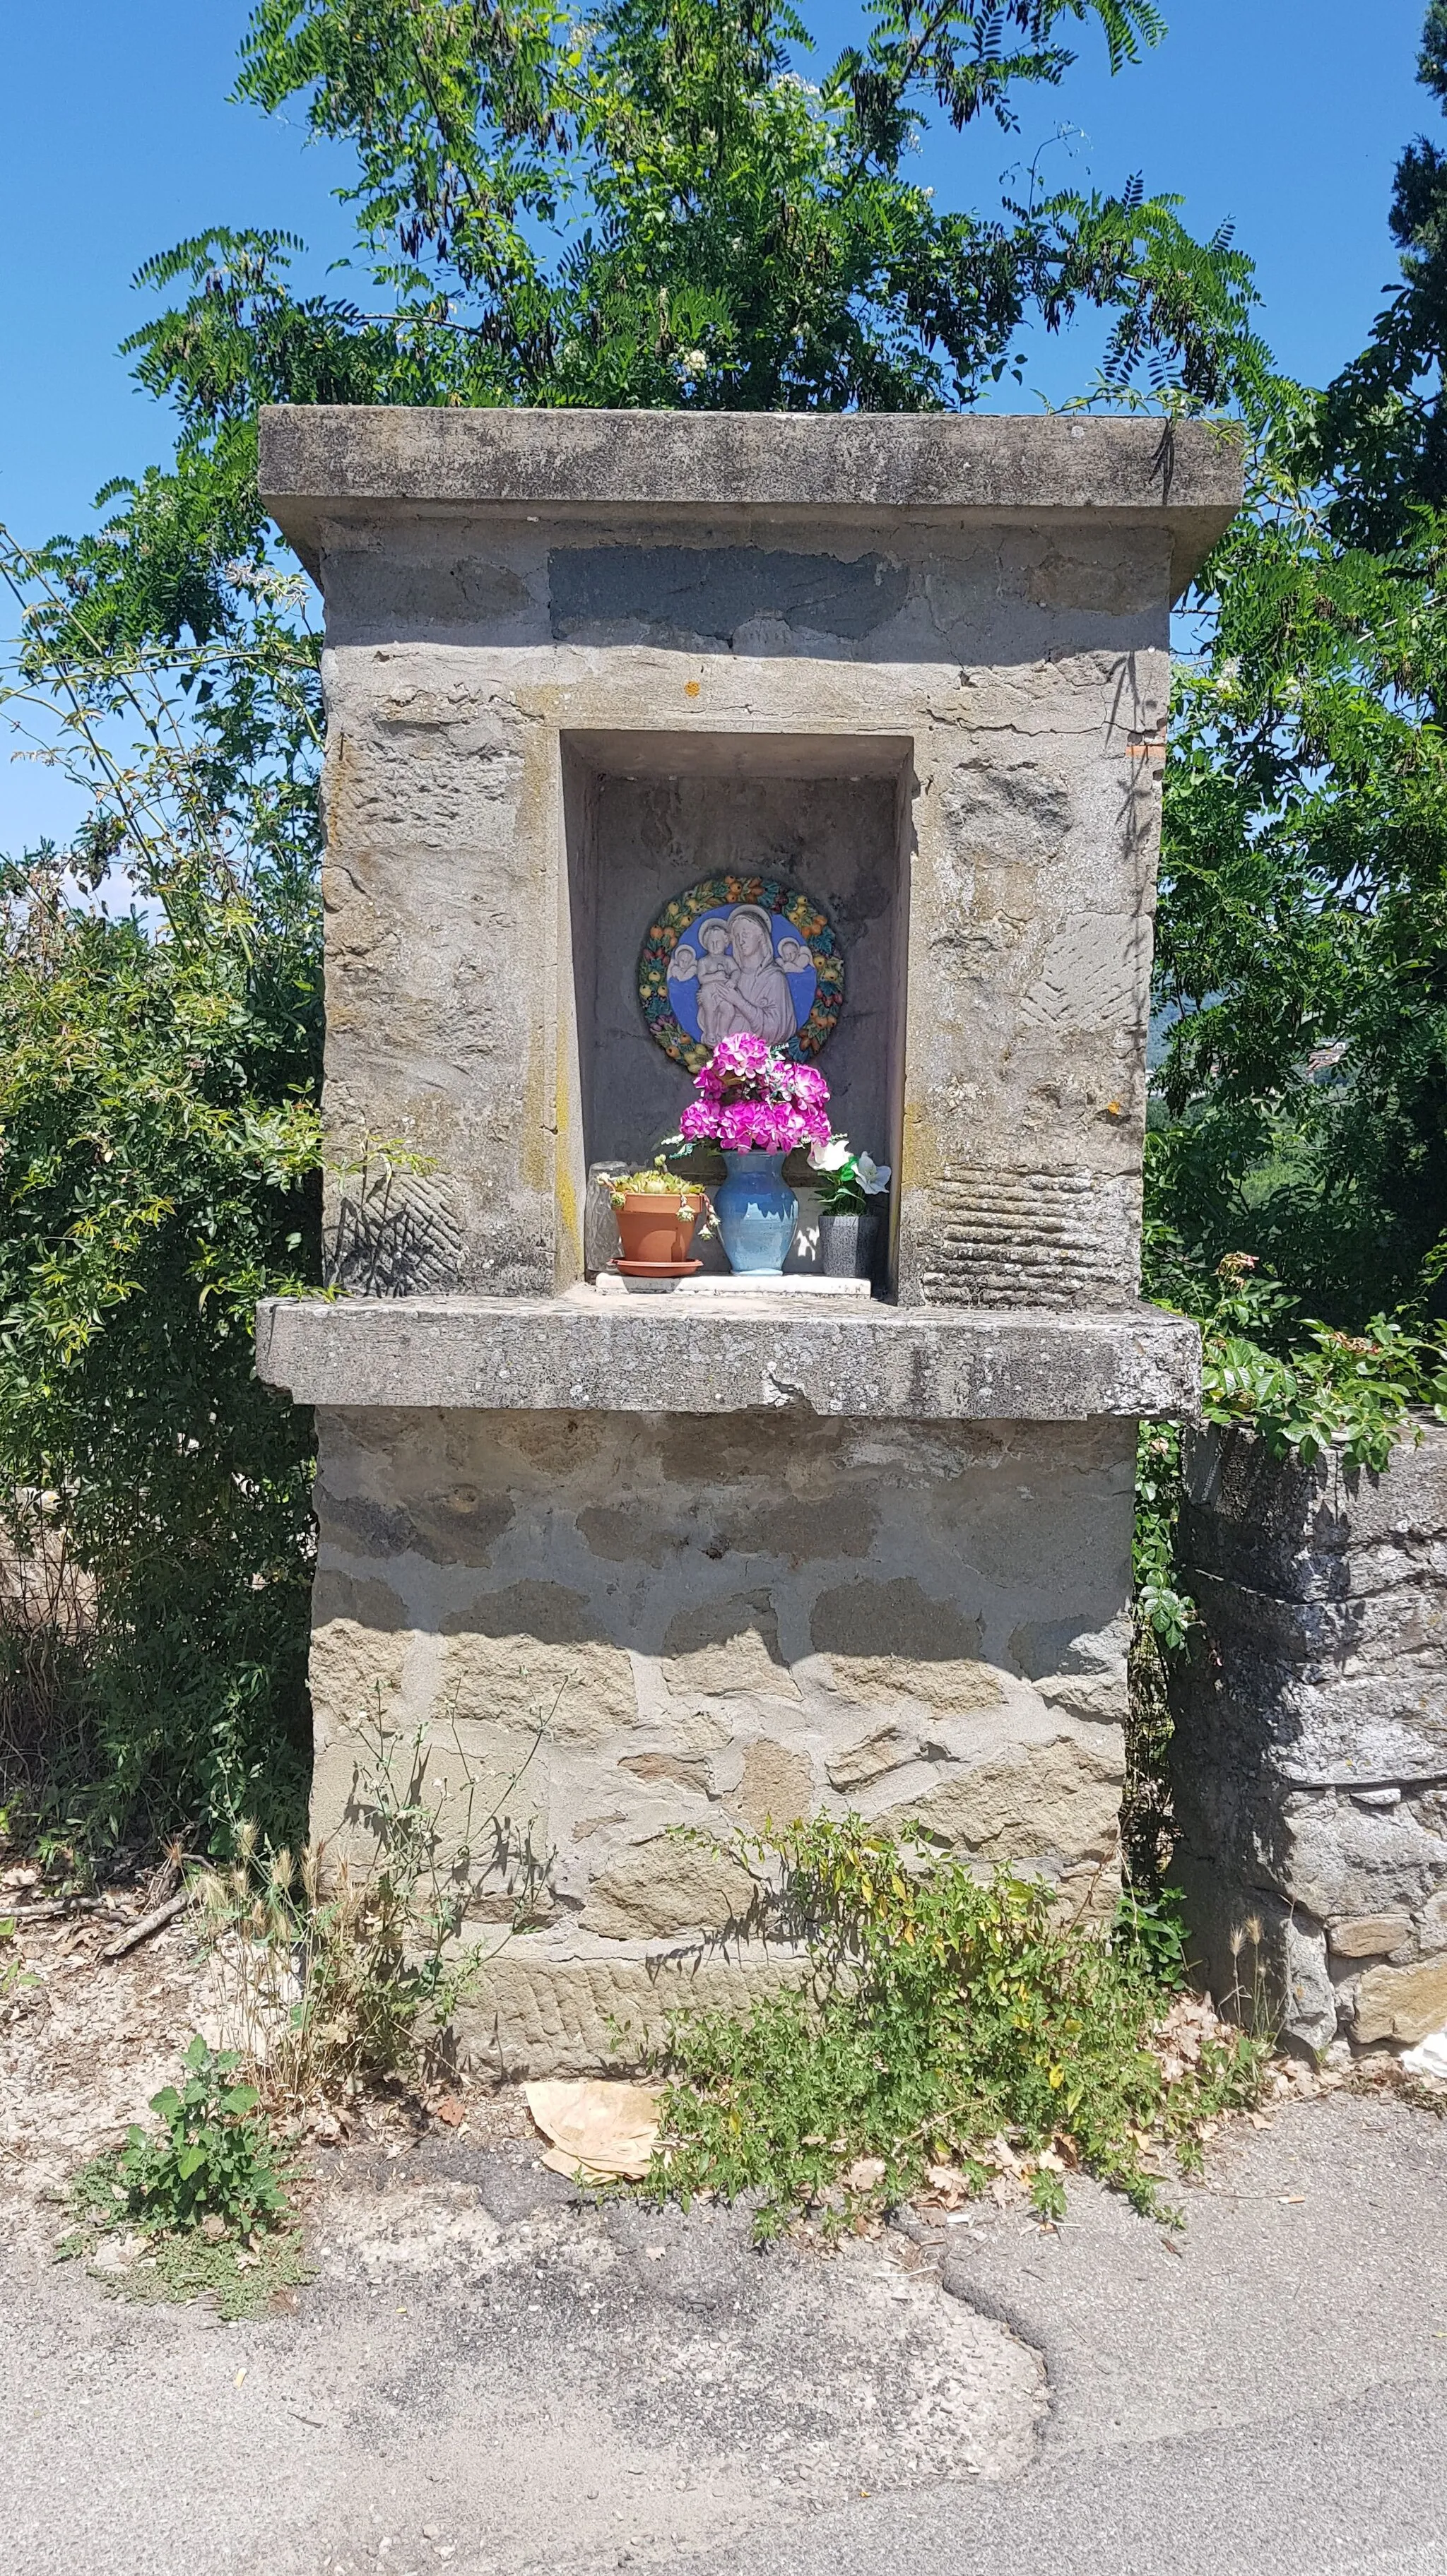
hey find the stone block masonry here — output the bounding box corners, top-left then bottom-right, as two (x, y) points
(252, 408), (1238, 2073)
(1171, 1423), (1447, 2054)
(310, 1407), (1134, 2075)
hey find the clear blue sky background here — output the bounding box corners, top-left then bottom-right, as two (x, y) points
(0, 0), (1435, 848)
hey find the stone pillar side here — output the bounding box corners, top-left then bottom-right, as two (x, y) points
(1171, 1423), (1447, 2053)
(307, 1406), (1135, 2076)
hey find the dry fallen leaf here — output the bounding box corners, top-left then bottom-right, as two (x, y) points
(524, 2078), (663, 2182)
(432, 2095), (466, 2130)
(842, 2156), (887, 2192)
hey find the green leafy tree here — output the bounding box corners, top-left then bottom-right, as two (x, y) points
(1312, 0), (1447, 549)
(220, 0), (1263, 415)
(1152, 458), (1447, 1320)
(0, 530), (322, 1850)
(1151, 6), (1447, 1329)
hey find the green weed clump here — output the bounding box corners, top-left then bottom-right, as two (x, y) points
(62, 2035), (308, 2318)
(651, 1819), (1265, 2237)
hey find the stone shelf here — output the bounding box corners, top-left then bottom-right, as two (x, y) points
(254, 1290), (1199, 1420)
(593, 1269), (874, 1300)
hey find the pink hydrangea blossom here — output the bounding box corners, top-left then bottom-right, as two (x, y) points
(679, 1041), (831, 1154)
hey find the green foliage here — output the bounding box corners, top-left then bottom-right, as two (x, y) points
(1147, 1251), (1447, 1476)
(106, 2224), (314, 2321)
(1133, 1418), (1193, 1651)
(113, 2033), (293, 2234)
(62, 2032), (306, 2318)
(210, 0), (1262, 417)
(1152, 18), (1447, 1330)
(0, 1913), (37, 2014)
(0, 511), (322, 1855)
(1311, 1), (1447, 550)
(1154, 477), (1447, 1324)
(652, 1817), (1265, 2236)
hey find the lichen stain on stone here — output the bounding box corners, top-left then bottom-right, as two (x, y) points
(618, 1750), (714, 1794)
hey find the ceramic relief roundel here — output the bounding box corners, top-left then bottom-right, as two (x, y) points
(637, 875), (844, 1074)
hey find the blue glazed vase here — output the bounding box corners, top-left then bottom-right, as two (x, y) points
(714, 1151), (798, 1275)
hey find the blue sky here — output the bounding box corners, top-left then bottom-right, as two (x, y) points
(0, 0), (1434, 847)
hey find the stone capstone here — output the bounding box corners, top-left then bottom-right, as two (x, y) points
(255, 1293), (1202, 1421)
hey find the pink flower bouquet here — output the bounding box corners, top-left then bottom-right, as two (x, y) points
(678, 1033), (831, 1155)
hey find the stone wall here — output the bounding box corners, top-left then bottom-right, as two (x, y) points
(1171, 1423), (1447, 2054)
(310, 1406), (1135, 2073)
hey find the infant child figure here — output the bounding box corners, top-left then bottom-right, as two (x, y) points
(691, 918), (742, 1045)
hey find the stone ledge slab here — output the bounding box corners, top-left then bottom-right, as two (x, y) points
(259, 406), (1243, 598)
(255, 1292), (1200, 1419)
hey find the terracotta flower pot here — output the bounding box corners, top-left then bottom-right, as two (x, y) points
(614, 1189), (704, 1267)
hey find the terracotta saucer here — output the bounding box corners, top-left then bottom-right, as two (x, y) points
(610, 1257), (705, 1278)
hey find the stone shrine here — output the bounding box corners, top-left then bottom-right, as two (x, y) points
(254, 407), (1240, 2073)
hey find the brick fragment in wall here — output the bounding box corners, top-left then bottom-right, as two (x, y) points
(1328, 1914), (1414, 1959)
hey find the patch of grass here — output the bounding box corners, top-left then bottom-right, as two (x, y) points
(649, 1818), (1267, 2238)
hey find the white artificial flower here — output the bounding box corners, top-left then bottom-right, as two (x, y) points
(808, 1134), (851, 1173)
(854, 1153), (891, 1195)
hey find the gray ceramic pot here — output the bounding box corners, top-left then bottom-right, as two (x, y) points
(817, 1204), (882, 1279)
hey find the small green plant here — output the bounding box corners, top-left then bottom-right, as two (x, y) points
(112, 2036), (290, 2236)
(1113, 1882), (1191, 1986)
(608, 1165), (707, 1204)
(1, 1913), (37, 2016)
(62, 2035), (307, 2317)
(650, 1818), (1266, 2239)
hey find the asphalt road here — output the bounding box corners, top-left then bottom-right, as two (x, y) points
(3, 2092), (1445, 2576)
